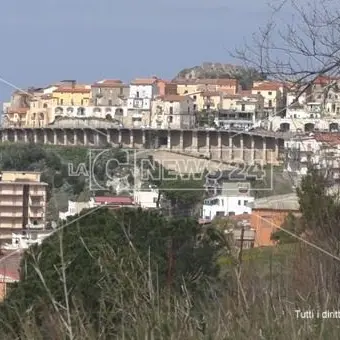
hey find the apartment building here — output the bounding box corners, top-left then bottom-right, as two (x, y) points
(252, 81), (285, 116)
(284, 133), (340, 185)
(201, 182), (254, 221)
(91, 79), (129, 106)
(151, 95), (195, 129)
(127, 78), (160, 127)
(0, 172), (48, 240)
(216, 93), (265, 130)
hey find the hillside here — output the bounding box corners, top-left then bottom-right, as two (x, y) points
(174, 62), (265, 89)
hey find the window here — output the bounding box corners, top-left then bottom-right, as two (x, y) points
(268, 91), (272, 95)
(153, 197), (158, 203)
(108, 99), (112, 106)
(193, 104), (197, 111)
(244, 200), (248, 206)
(238, 200), (241, 205)
(168, 116), (173, 123)
(184, 90), (188, 94)
(193, 95), (197, 100)
(136, 91), (140, 98)
(241, 104), (245, 111)
(169, 107), (173, 115)
(60, 99), (64, 105)
(257, 91), (260, 95)
(81, 99), (84, 105)
(268, 100), (272, 107)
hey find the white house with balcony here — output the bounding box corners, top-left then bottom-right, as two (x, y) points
(59, 198), (96, 221)
(50, 105), (128, 123)
(127, 78), (159, 127)
(201, 182), (254, 221)
(151, 95), (195, 129)
(284, 134), (340, 185)
(217, 94), (264, 130)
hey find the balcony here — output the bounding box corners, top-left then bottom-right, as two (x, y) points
(30, 191), (44, 197)
(132, 112), (144, 119)
(0, 201), (23, 207)
(130, 99), (144, 109)
(0, 190), (23, 196)
(0, 211), (23, 217)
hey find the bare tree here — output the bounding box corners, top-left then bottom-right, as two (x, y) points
(234, 0), (340, 94)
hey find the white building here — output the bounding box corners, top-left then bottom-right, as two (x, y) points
(26, 103), (128, 127)
(217, 94), (264, 130)
(201, 182), (254, 221)
(151, 95), (195, 129)
(133, 188), (160, 209)
(3, 230), (52, 251)
(59, 199), (95, 220)
(286, 102), (322, 120)
(127, 78), (159, 127)
(286, 90), (308, 107)
(284, 133), (340, 183)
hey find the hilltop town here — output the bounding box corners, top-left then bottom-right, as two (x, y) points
(1, 65), (340, 337)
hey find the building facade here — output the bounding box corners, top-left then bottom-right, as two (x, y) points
(53, 83), (91, 106)
(0, 172), (48, 240)
(127, 78), (160, 127)
(91, 79), (129, 106)
(151, 95), (195, 129)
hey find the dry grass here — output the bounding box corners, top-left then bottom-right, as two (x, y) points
(0, 240), (339, 339)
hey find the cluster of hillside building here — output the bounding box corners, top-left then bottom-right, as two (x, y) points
(0, 76), (287, 131)
(4, 75), (340, 132)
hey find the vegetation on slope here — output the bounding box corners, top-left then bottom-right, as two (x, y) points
(0, 170), (337, 338)
(174, 62), (266, 89)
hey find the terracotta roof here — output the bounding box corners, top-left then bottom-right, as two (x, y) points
(54, 86), (90, 94)
(131, 78), (158, 85)
(0, 251), (22, 282)
(252, 83), (281, 91)
(239, 90), (252, 96)
(222, 94), (242, 99)
(313, 76), (339, 85)
(202, 91), (221, 97)
(94, 196), (134, 205)
(6, 107), (29, 114)
(314, 133), (340, 146)
(229, 213), (251, 223)
(91, 79), (126, 88)
(157, 95), (187, 102)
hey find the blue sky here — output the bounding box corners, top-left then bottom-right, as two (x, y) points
(0, 0), (281, 102)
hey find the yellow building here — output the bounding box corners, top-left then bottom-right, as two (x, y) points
(0, 171), (48, 240)
(200, 91), (222, 111)
(26, 94), (56, 127)
(53, 84), (91, 106)
(251, 82), (284, 115)
(175, 80), (200, 95)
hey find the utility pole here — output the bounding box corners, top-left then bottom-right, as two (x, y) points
(238, 223), (245, 275)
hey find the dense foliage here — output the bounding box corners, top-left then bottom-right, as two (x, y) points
(0, 208), (227, 336)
